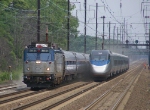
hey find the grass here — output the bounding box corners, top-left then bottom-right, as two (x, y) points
(0, 68), (23, 84)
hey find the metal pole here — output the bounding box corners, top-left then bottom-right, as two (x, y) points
(67, 0), (70, 51)
(101, 16), (105, 50)
(113, 26), (115, 51)
(122, 24), (124, 54)
(109, 22), (110, 49)
(95, 3), (98, 50)
(148, 23), (150, 67)
(46, 26), (48, 42)
(84, 0), (87, 53)
(122, 23), (124, 44)
(120, 24), (121, 44)
(117, 27), (118, 50)
(37, 0), (40, 42)
(124, 18), (127, 40)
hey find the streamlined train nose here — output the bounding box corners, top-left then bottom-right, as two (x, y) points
(90, 64), (109, 75)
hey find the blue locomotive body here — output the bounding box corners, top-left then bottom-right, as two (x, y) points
(89, 50), (129, 80)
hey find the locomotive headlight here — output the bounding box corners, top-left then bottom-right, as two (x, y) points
(47, 68), (50, 71)
(36, 60), (41, 64)
(27, 67), (30, 71)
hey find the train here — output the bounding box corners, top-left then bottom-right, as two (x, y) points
(23, 42), (90, 88)
(89, 50), (129, 80)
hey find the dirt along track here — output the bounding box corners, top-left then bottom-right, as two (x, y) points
(0, 60), (149, 110)
(84, 64), (143, 110)
(58, 60), (149, 110)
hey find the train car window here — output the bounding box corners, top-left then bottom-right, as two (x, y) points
(66, 61), (74, 65)
(67, 61), (69, 65)
(68, 61), (70, 65)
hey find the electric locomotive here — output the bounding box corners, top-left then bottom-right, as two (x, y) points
(23, 42), (65, 88)
(23, 42), (90, 88)
(89, 50), (129, 80)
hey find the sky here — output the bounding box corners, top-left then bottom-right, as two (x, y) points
(70, 0), (148, 44)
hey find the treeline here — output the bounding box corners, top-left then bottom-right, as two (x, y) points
(0, 0), (122, 72)
(69, 35), (122, 54)
(0, 0), (78, 71)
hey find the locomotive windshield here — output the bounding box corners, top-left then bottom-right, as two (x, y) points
(26, 53), (51, 61)
(90, 50), (108, 61)
(25, 48), (52, 61)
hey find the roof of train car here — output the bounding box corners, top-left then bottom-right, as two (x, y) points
(62, 50), (89, 61)
(90, 50), (128, 58)
(62, 50), (76, 61)
(75, 52), (86, 60)
(111, 52), (128, 58)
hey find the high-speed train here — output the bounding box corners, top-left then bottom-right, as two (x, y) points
(23, 42), (89, 88)
(89, 50), (129, 80)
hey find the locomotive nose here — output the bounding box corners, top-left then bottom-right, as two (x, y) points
(91, 64), (106, 73)
(90, 64), (108, 74)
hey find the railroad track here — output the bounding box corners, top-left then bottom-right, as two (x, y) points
(0, 81), (94, 110)
(84, 64), (143, 110)
(0, 84), (17, 91)
(13, 82), (100, 110)
(13, 63), (140, 110)
(112, 68), (144, 110)
(0, 89), (42, 104)
(0, 61), (143, 110)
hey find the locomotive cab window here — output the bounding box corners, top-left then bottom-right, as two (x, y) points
(28, 49), (49, 53)
(100, 56), (106, 60)
(28, 49), (37, 53)
(41, 49), (49, 53)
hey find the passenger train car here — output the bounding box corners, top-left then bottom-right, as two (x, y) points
(23, 42), (89, 88)
(89, 50), (129, 80)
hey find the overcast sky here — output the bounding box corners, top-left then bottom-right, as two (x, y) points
(70, 0), (147, 43)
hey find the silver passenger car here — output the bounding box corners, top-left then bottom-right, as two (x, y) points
(63, 50), (90, 80)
